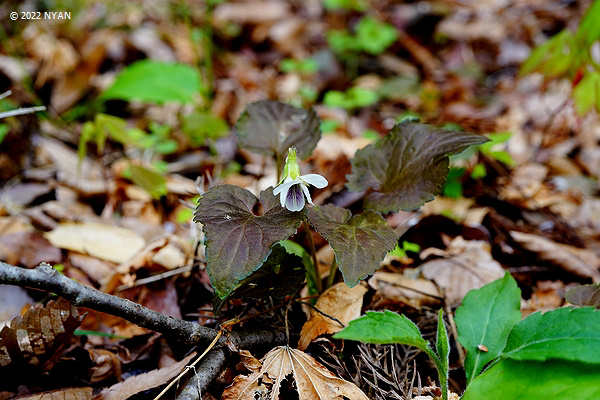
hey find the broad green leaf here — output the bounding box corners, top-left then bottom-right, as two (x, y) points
(461, 359), (600, 400)
(346, 122), (488, 212)
(102, 60), (201, 103)
(573, 72), (600, 115)
(194, 185), (305, 300)
(183, 111), (229, 145)
(436, 309), (450, 378)
(333, 310), (430, 352)
(307, 205), (397, 287)
(129, 165), (167, 199)
(355, 16), (398, 55)
(565, 284), (600, 309)
(455, 272), (521, 384)
(0, 124), (9, 145)
(235, 100), (321, 160)
(502, 307), (600, 363)
(212, 243), (306, 313)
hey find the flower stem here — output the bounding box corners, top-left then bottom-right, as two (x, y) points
(302, 220), (322, 293)
(325, 257), (338, 290)
(275, 154), (283, 183)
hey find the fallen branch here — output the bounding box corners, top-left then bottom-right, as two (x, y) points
(0, 261), (286, 397)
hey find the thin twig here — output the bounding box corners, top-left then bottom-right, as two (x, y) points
(0, 105), (46, 119)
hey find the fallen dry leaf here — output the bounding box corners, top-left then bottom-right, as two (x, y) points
(222, 346), (368, 400)
(367, 271), (441, 309)
(298, 282), (367, 350)
(96, 352), (196, 400)
(17, 387), (93, 400)
(44, 222), (146, 264)
(510, 231), (600, 282)
(420, 236), (505, 304)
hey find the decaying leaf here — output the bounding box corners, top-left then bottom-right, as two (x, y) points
(16, 387), (93, 400)
(565, 283), (600, 308)
(510, 231), (600, 282)
(222, 346), (368, 400)
(96, 352), (196, 400)
(367, 271), (442, 309)
(0, 297), (81, 382)
(298, 282), (368, 350)
(420, 237), (505, 304)
(44, 222), (146, 264)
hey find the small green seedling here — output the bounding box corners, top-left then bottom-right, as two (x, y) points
(520, 1), (600, 115)
(335, 272), (600, 400)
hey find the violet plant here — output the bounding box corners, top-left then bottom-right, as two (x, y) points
(194, 100), (487, 313)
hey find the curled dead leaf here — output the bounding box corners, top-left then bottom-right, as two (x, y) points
(17, 387), (93, 400)
(420, 237), (505, 304)
(298, 282), (367, 351)
(222, 346), (368, 400)
(368, 271), (442, 309)
(510, 231), (600, 282)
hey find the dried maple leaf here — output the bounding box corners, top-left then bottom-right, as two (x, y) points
(222, 346), (368, 400)
(298, 282), (367, 350)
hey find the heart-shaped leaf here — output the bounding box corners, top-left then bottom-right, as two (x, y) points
(194, 185), (305, 300)
(308, 205), (397, 287)
(346, 122), (488, 212)
(235, 100), (321, 160)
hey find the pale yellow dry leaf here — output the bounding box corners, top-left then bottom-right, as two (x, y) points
(17, 387), (93, 400)
(510, 231), (600, 282)
(97, 352), (196, 400)
(44, 222), (145, 264)
(298, 282), (367, 350)
(368, 271), (441, 309)
(420, 237), (505, 304)
(222, 346), (368, 400)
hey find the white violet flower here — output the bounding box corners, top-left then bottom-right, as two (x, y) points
(273, 147), (328, 212)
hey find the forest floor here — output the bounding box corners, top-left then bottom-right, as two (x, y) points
(1, 0), (600, 399)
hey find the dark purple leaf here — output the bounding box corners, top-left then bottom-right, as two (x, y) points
(235, 100), (321, 159)
(308, 205), (397, 287)
(194, 185), (305, 300)
(346, 122), (488, 212)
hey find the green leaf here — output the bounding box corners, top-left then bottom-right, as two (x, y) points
(347, 122), (488, 212)
(519, 30), (575, 79)
(576, 0), (600, 45)
(212, 243), (306, 313)
(436, 308), (450, 377)
(565, 284), (600, 309)
(307, 205), (397, 287)
(183, 111), (229, 145)
(129, 165), (167, 199)
(501, 307), (600, 363)
(279, 239), (316, 293)
(235, 100), (321, 160)
(461, 359), (600, 400)
(194, 185), (305, 300)
(355, 16), (398, 55)
(573, 72), (600, 115)
(101, 60), (201, 103)
(455, 272), (522, 384)
(333, 310), (430, 352)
